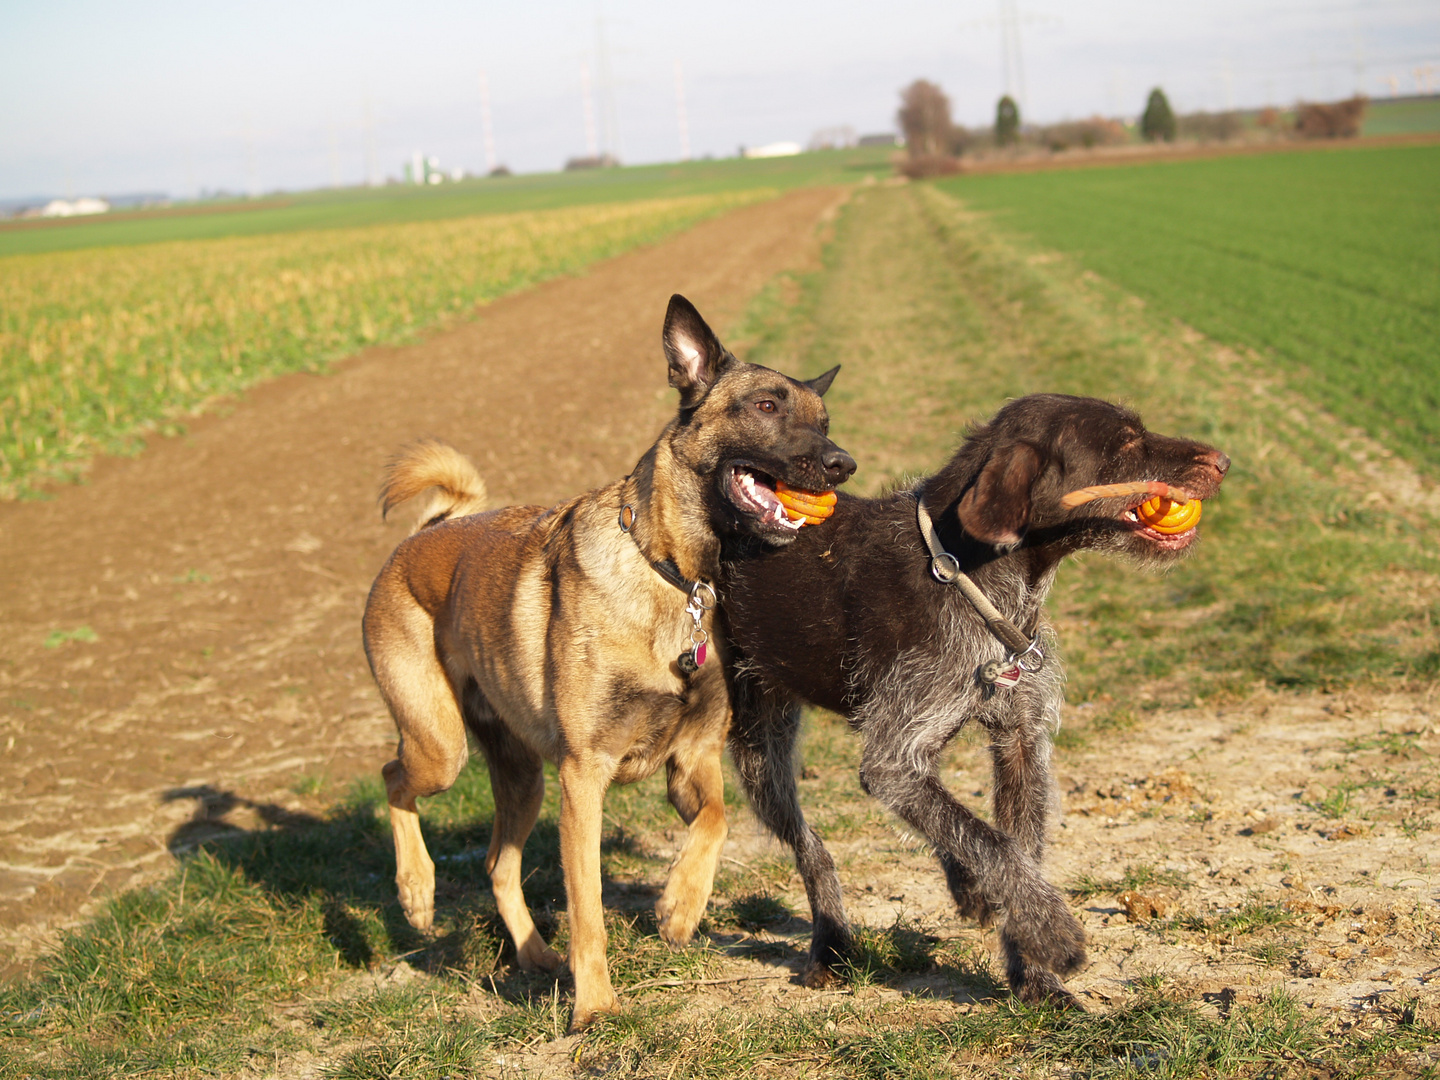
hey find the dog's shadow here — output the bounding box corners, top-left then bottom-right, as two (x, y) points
(160, 784), (1000, 1005)
(161, 782), (573, 996)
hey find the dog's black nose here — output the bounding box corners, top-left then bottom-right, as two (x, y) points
(823, 446), (857, 483)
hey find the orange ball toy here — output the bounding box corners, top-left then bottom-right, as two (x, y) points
(1136, 495), (1202, 534)
(775, 481), (837, 525)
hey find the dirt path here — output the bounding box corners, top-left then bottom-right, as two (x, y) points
(0, 187), (847, 973)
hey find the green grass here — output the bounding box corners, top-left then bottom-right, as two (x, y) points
(1070, 864), (1193, 901)
(0, 148), (894, 258)
(735, 179), (1439, 701)
(939, 143), (1440, 472)
(0, 190), (763, 499)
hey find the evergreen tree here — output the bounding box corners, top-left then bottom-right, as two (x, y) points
(1141, 88), (1177, 142)
(995, 95), (1020, 146)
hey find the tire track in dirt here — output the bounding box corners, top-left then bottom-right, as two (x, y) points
(0, 187), (847, 974)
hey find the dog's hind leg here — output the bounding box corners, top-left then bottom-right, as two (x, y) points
(465, 690), (563, 974)
(990, 702), (1085, 1005)
(367, 599), (469, 933)
(727, 671), (851, 986)
(655, 729), (728, 948)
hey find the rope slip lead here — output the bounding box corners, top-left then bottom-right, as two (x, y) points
(619, 502), (716, 675)
(915, 494), (1044, 689)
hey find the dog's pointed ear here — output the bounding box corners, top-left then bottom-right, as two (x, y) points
(663, 294), (733, 407)
(804, 365), (841, 397)
(957, 441), (1042, 547)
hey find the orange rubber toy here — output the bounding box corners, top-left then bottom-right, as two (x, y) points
(1135, 495), (1202, 534)
(774, 481), (837, 525)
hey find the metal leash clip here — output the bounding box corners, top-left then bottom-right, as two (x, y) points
(677, 581), (717, 674)
(979, 636), (1044, 689)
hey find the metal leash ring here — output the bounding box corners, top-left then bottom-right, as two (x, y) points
(686, 581), (717, 617)
(930, 551), (961, 584)
(1012, 637), (1045, 672)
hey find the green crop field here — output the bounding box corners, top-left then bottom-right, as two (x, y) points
(0, 147), (893, 258)
(939, 143), (1440, 473)
(0, 190), (765, 499)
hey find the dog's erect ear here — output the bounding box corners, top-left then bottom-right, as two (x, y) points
(957, 441), (1042, 547)
(804, 365), (841, 397)
(663, 294), (732, 407)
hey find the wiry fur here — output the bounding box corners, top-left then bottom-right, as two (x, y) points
(363, 294), (855, 1033)
(720, 394), (1230, 1004)
(381, 437), (489, 530)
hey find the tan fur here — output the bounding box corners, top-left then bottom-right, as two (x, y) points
(381, 437), (489, 530)
(361, 296), (852, 1033)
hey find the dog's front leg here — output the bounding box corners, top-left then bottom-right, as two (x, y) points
(383, 758), (437, 932)
(656, 734), (728, 947)
(727, 672), (851, 985)
(989, 705), (1086, 1006)
(857, 726), (1083, 998)
(558, 755), (619, 1032)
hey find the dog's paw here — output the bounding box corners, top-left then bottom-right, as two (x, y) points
(395, 874), (435, 932)
(1014, 966), (1085, 1010)
(655, 877), (710, 947)
(1008, 886), (1087, 975)
(517, 939), (564, 973)
(568, 990), (621, 1034)
(801, 956), (845, 989)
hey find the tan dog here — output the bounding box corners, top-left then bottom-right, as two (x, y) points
(362, 294), (856, 1030)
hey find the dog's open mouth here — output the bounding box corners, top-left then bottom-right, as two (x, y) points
(726, 464), (805, 533)
(1063, 481), (1201, 551)
(1119, 503), (1199, 550)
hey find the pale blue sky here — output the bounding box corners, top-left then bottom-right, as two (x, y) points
(1, 0), (1436, 201)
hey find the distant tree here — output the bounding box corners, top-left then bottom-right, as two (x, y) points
(1296, 97), (1367, 138)
(995, 95), (1020, 146)
(897, 80), (953, 157)
(1141, 88), (1177, 142)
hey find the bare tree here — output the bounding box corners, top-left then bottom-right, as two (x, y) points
(897, 80), (953, 157)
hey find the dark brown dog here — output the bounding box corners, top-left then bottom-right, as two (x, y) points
(719, 394), (1229, 1004)
(362, 295), (854, 1031)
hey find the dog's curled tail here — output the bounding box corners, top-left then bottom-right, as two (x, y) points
(380, 438), (488, 533)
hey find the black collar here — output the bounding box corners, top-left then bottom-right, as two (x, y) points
(618, 502), (698, 594)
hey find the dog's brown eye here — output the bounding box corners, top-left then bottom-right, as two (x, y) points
(756, 400), (776, 413)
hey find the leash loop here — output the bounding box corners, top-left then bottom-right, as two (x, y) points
(915, 492), (1045, 688)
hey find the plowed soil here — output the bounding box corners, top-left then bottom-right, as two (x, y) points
(0, 187), (847, 973)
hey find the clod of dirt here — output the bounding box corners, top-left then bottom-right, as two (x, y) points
(1119, 891), (1170, 921)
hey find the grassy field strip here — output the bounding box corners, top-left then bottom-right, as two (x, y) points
(3, 183), (1438, 1078)
(0, 190), (767, 500)
(746, 179), (1438, 702)
(939, 144), (1440, 474)
(0, 149), (893, 258)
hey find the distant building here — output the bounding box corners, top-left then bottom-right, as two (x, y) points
(405, 153), (451, 184)
(742, 141), (802, 159)
(809, 126), (857, 151)
(857, 133), (903, 148)
(38, 197), (110, 217)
